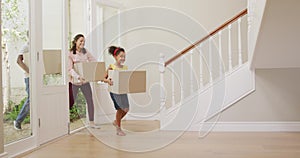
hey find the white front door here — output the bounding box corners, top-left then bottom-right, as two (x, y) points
(3, 0), (69, 156)
(33, 0), (69, 145)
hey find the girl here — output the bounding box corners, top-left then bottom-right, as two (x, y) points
(68, 34), (100, 129)
(105, 46), (129, 136)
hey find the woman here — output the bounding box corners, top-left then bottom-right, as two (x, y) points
(68, 34), (99, 128)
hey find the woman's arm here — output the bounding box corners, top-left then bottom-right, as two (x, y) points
(68, 54), (81, 81)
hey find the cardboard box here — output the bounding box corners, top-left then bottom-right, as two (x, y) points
(108, 70), (146, 94)
(74, 62), (106, 82)
(23, 52), (30, 67)
(43, 50), (61, 74)
(23, 50), (62, 74)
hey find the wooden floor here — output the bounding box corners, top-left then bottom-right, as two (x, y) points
(17, 121), (300, 158)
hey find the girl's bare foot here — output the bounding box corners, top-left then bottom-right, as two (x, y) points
(89, 121), (100, 129)
(116, 128), (126, 136)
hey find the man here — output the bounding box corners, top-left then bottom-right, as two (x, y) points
(14, 40), (30, 130)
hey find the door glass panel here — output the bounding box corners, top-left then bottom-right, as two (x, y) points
(2, 0), (31, 144)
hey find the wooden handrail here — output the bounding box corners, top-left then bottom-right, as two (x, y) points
(165, 9), (248, 67)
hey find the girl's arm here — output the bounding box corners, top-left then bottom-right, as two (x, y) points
(102, 66), (113, 85)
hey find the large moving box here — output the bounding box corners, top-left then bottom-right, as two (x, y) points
(108, 70), (146, 94)
(23, 52), (29, 67)
(74, 62), (106, 82)
(23, 50), (62, 74)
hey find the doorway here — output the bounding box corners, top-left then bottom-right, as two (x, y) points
(2, 0), (69, 156)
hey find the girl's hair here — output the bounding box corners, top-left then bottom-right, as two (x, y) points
(70, 34), (86, 54)
(108, 46), (125, 56)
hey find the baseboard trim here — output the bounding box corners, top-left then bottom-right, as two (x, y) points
(95, 112), (160, 124)
(189, 122), (300, 132)
(125, 112), (160, 121)
(0, 152), (7, 158)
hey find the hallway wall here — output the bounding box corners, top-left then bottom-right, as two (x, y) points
(220, 68), (300, 122)
(251, 0), (300, 69)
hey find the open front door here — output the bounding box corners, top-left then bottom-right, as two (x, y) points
(33, 0), (69, 145)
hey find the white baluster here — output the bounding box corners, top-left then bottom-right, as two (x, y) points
(159, 53), (166, 106)
(209, 37), (213, 84)
(199, 44), (204, 88)
(181, 56), (184, 101)
(171, 63), (175, 107)
(190, 50), (193, 94)
(228, 24), (232, 72)
(238, 18), (242, 66)
(218, 31), (223, 78)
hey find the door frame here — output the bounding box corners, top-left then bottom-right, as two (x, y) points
(4, 0), (40, 156)
(4, 0), (69, 156)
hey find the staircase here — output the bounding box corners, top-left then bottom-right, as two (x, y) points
(158, 0), (300, 132)
(158, 9), (255, 132)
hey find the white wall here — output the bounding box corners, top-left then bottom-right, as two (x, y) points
(118, 0), (247, 53)
(110, 0), (247, 116)
(250, 0), (300, 69)
(220, 68), (300, 122)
